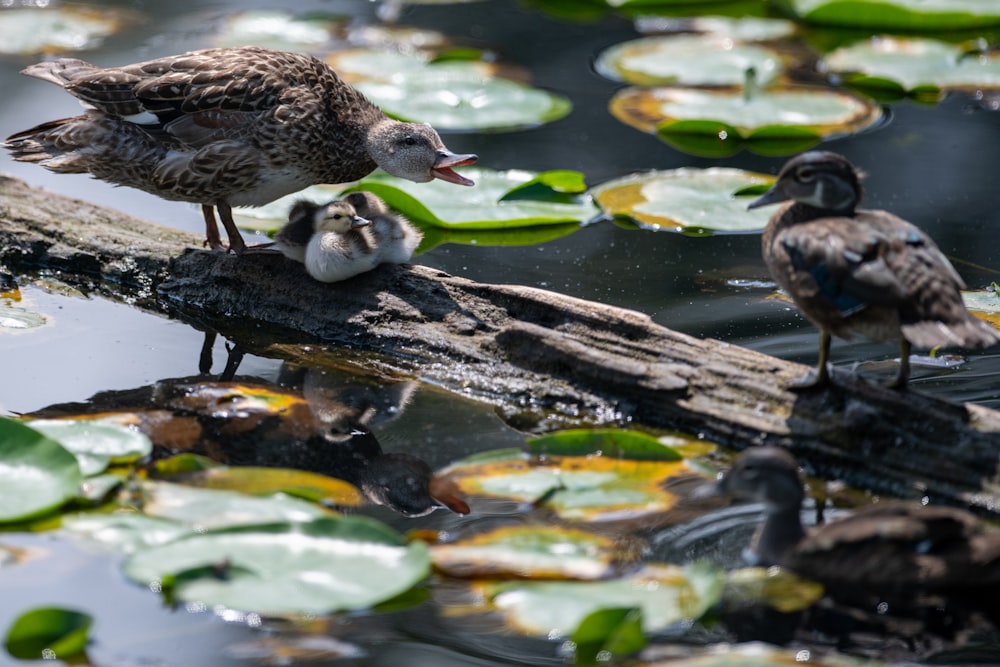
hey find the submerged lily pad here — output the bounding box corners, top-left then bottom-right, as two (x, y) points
(824, 37), (1000, 99)
(328, 49), (570, 131)
(596, 35), (784, 87)
(0, 418), (82, 523)
(480, 562), (723, 637)
(0, 6), (140, 55)
(724, 567), (825, 613)
(774, 0), (1000, 30)
(527, 428), (683, 460)
(438, 449), (701, 523)
(26, 419), (152, 477)
(431, 525), (619, 579)
(173, 466), (363, 508)
(644, 642), (883, 666)
(3, 607), (93, 661)
(124, 517), (430, 615)
(0, 303), (46, 331)
(611, 85), (881, 157)
(591, 168), (774, 234)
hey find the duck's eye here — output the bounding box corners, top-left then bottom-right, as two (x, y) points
(796, 167), (817, 183)
(401, 136), (419, 147)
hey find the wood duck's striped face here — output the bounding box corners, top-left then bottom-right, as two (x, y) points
(313, 201), (371, 234)
(718, 447), (805, 513)
(748, 151), (863, 215)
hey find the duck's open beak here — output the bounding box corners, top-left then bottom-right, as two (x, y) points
(431, 150), (478, 186)
(351, 216), (371, 229)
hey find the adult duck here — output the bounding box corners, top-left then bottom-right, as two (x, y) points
(343, 191), (423, 265)
(4, 46), (477, 255)
(717, 446), (1000, 592)
(748, 151), (999, 389)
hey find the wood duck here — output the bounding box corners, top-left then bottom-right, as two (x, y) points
(343, 191), (423, 265)
(302, 200), (379, 283)
(748, 151), (999, 389)
(4, 46), (477, 255)
(718, 446), (1000, 591)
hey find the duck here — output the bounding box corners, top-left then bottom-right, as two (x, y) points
(3, 46), (477, 255)
(716, 446), (1000, 592)
(748, 151), (1000, 389)
(343, 191), (423, 265)
(301, 200), (379, 283)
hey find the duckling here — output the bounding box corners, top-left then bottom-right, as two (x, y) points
(263, 199), (328, 264)
(302, 200), (379, 283)
(343, 191), (423, 265)
(718, 446), (1000, 591)
(748, 151), (999, 389)
(4, 46), (477, 255)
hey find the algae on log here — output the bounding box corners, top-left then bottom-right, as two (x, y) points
(2, 174), (1000, 514)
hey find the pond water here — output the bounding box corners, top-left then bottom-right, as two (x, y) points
(1, 0), (999, 665)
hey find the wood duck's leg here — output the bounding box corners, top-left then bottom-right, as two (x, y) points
(202, 205), (226, 251)
(217, 202), (247, 256)
(788, 330), (832, 389)
(886, 338), (911, 390)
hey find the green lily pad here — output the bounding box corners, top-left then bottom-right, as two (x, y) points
(431, 525), (618, 579)
(774, 0), (1000, 30)
(478, 561), (723, 637)
(596, 35), (784, 87)
(590, 168), (775, 234)
(77, 474), (124, 503)
(328, 49), (570, 131)
(0, 6), (140, 55)
(418, 221), (583, 251)
(123, 517), (430, 615)
(0, 418), (82, 523)
(62, 513), (192, 554)
(610, 85), (881, 156)
(724, 567), (825, 613)
(139, 480), (334, 530)
(26, 419), (152, 477)
(0, 303), (46, 330)
(3, 607), (93, 661)
(572, 607), (646, 666)
(214, 10), (338, 50)
(438, 451), (701, 522)
(234, 168), (599, 233)
(634, 15), (798, 42)
(824, 37), (1000, 98)
(527, 428), (682, 460)
(172, 466), (364, 508)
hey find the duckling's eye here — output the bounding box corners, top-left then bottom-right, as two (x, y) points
(331, 214), (344, 220)
(796, 167), (817, 182)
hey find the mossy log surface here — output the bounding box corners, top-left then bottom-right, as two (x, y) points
(3, 174), (1000, 513)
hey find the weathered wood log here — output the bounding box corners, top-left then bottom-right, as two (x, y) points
(2, 174), (999, 513)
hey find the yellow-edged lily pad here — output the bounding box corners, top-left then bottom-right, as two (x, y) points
(724, 567), (825, 613)
(170, 466), (364, 508)
(775, 0), (1000, 30)
(0, 6), (140, 55)
(431, 525), (619, 579)
(590, 168), (774, 234)
(610, 84), (882, 157)
(823, 36), (1000, 99)
(475, 561), (723, 637)
(962, 288), (1000, 327)
(596, 35), (784, 87)
(437, 449), (701, 522)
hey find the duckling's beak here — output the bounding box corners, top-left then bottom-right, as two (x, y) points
(351, 215), (371, 229)
(746, 184), (788, 210)
(431, 150), (478, 186)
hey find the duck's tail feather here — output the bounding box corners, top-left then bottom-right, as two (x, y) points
(902, 316), (1000, 350)
(20, 59), (97, 88)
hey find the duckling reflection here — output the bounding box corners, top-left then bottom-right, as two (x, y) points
(717, 447), (1000, 592)
(749, 151), (1000, 389)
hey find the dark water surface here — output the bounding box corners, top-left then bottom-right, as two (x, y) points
(1, 0), (1000, 664)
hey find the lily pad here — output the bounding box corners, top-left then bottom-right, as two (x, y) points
(328, 49), (570, 131)
(3, 607), (93, 661)
(123, 517), (431, 615)
(643, 642), (884, 666)
(235, 168), (599, 233)
(774, 0), (1000, 30)
(0, 418), (82, 523)
(527, 428), (683, 460)
(0, 6), (140, 55)
(590, 168), (774, 234)
(596, 35), (784, 87)
(214, 10), (338, 50)
(480, 561), (723, 637)
(724, 567), (825, 613)
(438, 450), (702, 522)
(418, 221), (584, 251)
(634, 16), (798, 42)
(823, 37), (1000, 98)
(0, 302), (46, 330)
(139, 480), (334, 530)
(172, 466), (364, 508)
(26, 419), (152, 477)
(431, 525), (618, 579)
(610, 85), (881, 157)
(572, 607), (646, 666)
(62, 513), (192, 554)
(962, 289), (1000, 327)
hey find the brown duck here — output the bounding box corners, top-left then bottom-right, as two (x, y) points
(749, 151), (999, 389)
(4, 46), (477, 255)
(718, 446), (1000, 591)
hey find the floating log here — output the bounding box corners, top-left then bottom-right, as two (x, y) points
(2, 173), (999, 513)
